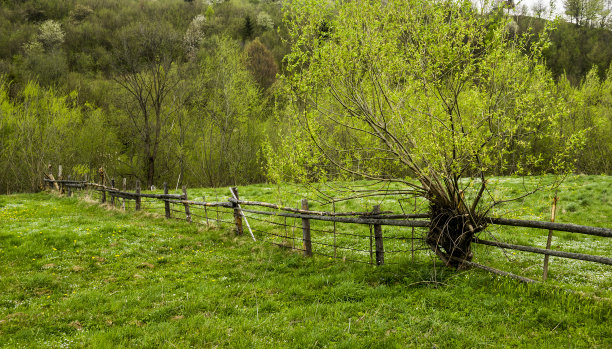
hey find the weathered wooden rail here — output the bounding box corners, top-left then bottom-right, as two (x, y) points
(43, 170), (612, 283)
(486, 217), (612, 238)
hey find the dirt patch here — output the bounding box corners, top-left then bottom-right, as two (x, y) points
(138, 262), (155, 269)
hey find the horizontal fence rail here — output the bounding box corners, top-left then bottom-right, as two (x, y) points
(473, 238), (612, 265)
(232, 207), (432, 227)
(42, 172), (612, 283)
(486, 217), (612, 238)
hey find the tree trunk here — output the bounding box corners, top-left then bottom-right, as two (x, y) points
(425, 187), (485, 269)
(147, 156), (155, 189)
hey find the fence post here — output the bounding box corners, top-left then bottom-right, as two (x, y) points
(111, 178), (116, 207)
(292, 204), (298, 250)
(84, 173), (89, 196)
(203, 196), (209, 227)
(164, 182), (170, 219)
(58, 165), (63, 194)
(302, 199), (312, 257)
(67, 175), (72, 197)
(231, 187), (243, 235)
(216, 195), (220, 223)
(121, 178), (127, 210)
(135, 180), (141, 211)
(412, 197), (416, 263)
(333, 201), (337, 258)
(543, 195), (558, 281)
(183, 185), (192, 223)
(373, 205), (384, 266)
(369, 225), (374, 264)
(99, 169), (106, 204)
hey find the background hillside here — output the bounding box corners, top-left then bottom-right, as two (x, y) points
(0, 0), (611, 193)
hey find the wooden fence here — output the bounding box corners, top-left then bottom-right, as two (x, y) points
(43, 172), (612, 284)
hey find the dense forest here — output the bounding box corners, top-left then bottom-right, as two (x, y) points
(0, 0), (611, 193)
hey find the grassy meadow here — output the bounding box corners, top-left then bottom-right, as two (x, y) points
(0, 175), (610, 348)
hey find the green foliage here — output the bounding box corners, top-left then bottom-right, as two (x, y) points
(0, 0), (611, 196)
(188, 36), (266, 186)
(563, 0), (609, 27)
(0, 79), (118, 192)
(540, 19), (612, 84)
(241, 14), (254, 41)
(262, 125), (330, 184)
(20, 46), (68, 87)
(558, 65), (612, 173)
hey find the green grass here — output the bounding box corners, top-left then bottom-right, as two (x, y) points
(0, 175), (611, 348)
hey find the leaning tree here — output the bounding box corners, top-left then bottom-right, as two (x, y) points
(281, 0), (584, 267)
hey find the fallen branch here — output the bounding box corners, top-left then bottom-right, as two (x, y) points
(449, 256), (537, 284)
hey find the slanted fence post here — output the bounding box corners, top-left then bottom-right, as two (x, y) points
(231, 187), (243, 235)
(183, 185), (192, 223)
(543, 195), (558, 280)
(48, 165), (60, 191)
(302, 199), (312, 257)
(164, 182), (171, 219)
(135, 180), (141, 211)
(373, 205), (384, 265)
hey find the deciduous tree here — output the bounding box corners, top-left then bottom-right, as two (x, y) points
(112, 22), (183, 188)
(192, 36), (264, 186)
(245, 38), (278, 90)
(282, 0), (583, 266)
